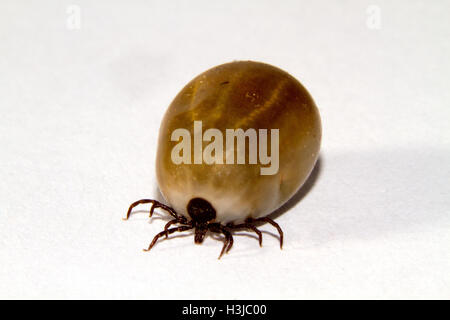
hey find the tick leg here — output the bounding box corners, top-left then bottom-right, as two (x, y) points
(144, 226), (193, 252)
(227, 223), (263, 247)
(247, 217), (283, 249)
(149, 201), (180, 219)
(218, 235), (229, 259)
(124, 199), (180, 220)
(208, 224), (234, 259)
(221, 226), (234, 254)
(218, 228), (233, 259)
(124, 199), (153, 220)
(163, 219), (187, 239)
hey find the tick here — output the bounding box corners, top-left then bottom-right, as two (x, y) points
(124, 61), (321, 258)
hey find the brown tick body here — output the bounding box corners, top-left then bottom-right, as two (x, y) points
(124, 61), (321, 258)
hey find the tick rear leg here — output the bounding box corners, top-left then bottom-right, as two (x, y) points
(144, 226), (193, 252)
(227, 222), (263, 247)
(124, 199), (180, 220)
(246, 217), (283, 249)
(149, 201), (180, 219)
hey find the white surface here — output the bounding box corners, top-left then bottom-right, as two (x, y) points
(1, 0), (449, 299)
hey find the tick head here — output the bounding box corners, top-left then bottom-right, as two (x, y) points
(194, 226), (207, 244)
(187, 197), (216, 225)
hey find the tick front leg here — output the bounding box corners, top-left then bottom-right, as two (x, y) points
(222, 226), (233, 255)
(209, 224), (233, 259)
(144, 226), (193, 252)
(163, 218), (191, 239)
(218, 227), (233, 259)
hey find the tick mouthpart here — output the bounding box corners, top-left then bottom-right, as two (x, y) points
(194, 227), (207, 244)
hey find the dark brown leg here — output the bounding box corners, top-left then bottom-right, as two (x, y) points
(163, 219), (185, 238)
(218, 236), (228, 259)
(208, 224), (234, 259)
(227, 223), (263, 247)
(144, 226), (193, 252)
(248, 217), (283, 249)
(222, 226), (233, 254)
(124, 199), (180, 220)
(218, 227), (233, 259)
(149, 201), (180, 219)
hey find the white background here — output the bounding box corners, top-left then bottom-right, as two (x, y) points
(1, 0), (449, 299)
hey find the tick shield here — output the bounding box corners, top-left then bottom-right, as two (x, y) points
(170, 121), (280, 176)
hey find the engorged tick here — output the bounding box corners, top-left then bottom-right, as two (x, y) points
(124, 60), (322, 258)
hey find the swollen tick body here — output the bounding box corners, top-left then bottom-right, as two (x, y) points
(124, 61), (322, 258)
